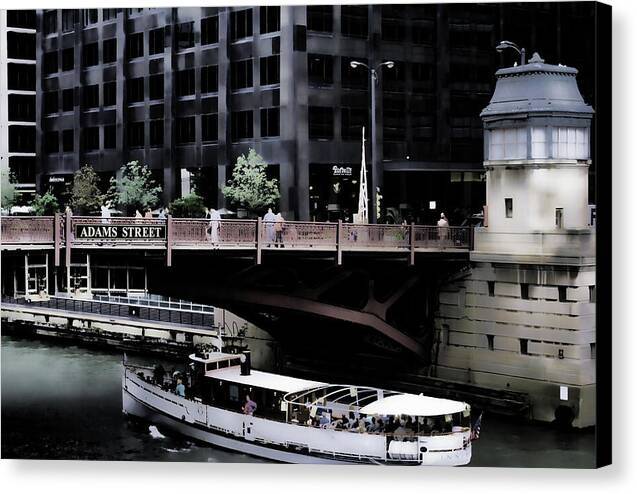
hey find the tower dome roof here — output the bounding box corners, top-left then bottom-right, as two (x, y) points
(480, 53), (593, 119)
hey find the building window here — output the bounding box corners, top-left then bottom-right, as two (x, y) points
(103, 82), (116, 107)
(341, 6), (368, 39)
(104, 125), (116, 149)
(83, 43), (99, 67)
(487, 334), (494, 351)
(261, 108), (279, 137)
(521, 283), (529, 300)
(127, 77), (144, 103)
(84, 127), (99, 151)
(127, 33), (144, 59)
(489, 128), (527, 160)
(62, 10), (78, 33)
(150, 120), (163, 147)
(342, 57), (368, 89)
(413, 20), (434, 45)
(44, 52), (58, 74)
(531, 127), (548, 158)
(260, 6), (280, 34)
(202, 114), (218, 142)
(488, 281), (495, 297)
(381, 8), (405, 42)
(44, 11), (57, 35)
(8, 94), (35, 122)
(176, 117), (196, 144)
(176, 69), (195, 97)
(176, 21), (194, 50)
(520, 339), (529, 355)
(552, 127), (589, 159)
(308, 106), (333, 140)
(231, 9), (253, 41)
(383, 110), (405, 141)
(307, 6), (332, 32)
(201, 65), (218, 93)
(7, 32), (35, 60)
(382, 60), (405, 92)
(505, 198), (513, 218)
(62, 48), (74, 71)
(82, 9), (98, 27)
(101, 39), (117, 64)
(201, 16), (219, 45)
(62, 129), (74, 152)
(341, 107), (368, 141)
(62, 88), (74, 111)
(308, 54), (333, 86)
(127, 8), (144, 17)
(555, 208), (564, 229)
(8, 64), (35, 91)
(231, 59), (253, 90)
(148, 74), (163, 101)
(231, 110), (253, 141)
(44, 91), (58, 115)
(149, 28), (164, 55)
(127, 122), (144, 148)
(83, 85), (99, 109)
(7, 10), (36, 29)
(412, 63), (433, 93)
(260, 55), (279, 86)
(8, 126), (34, 153)
(44, 131), (59, 153)
(102, 9), (118, 22)
(589, 285), (596, 303)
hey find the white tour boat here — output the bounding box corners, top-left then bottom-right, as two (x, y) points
(122, 349), (476, 465)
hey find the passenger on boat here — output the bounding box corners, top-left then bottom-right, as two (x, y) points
(152, 364), (165, 385)
(319, 413), (331, 428)
(175, 379), (186, 397)
(242, 395), (257, 415)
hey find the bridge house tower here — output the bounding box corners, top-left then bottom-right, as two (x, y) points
(432, 53), (596, 427)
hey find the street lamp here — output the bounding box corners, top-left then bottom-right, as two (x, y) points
(496, 40), (526, 66)
(350, 60), (395, 224)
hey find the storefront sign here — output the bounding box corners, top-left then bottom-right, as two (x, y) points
(48, 176), (67, 183)
(332, 165), (353, 176)
(74, 224), (166, 240)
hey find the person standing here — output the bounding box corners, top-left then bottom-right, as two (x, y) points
(157, 208), (166, 220)
(274, 212), (284, 247)
(100, 204), (111, 224)
(242, 395), (257, 415)
(209, 208), (221, 244)
(437, 213), (449, 246)
(144, 209), (153, 218)
(263, 208), (276, 246)
(135, 209), (142, 218)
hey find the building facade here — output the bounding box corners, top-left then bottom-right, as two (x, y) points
(1, 9), (37, 202)
(30, 4), (597, 221)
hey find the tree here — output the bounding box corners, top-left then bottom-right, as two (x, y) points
(1, 166), (17, 210)
(69, 165), (104, 215)
(222, 149), (279, 216)
(169, 193), (207, 218)
(31, 189), (60, 216)
(108, 160), (162, 216)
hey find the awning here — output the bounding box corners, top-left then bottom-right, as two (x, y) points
(359, 393), (467, 417)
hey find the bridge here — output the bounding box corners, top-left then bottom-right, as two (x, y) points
(1, 214), (473, 364)
(0, 213), (472, 266)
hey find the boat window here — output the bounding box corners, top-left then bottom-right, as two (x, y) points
(205, 362), (218, 372)
(230, 358), (241, 367)
(229, 384), (239, 402)
(218, 360), (229, 369)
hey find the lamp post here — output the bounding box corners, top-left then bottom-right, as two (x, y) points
(496, 40), (526, 65)
(350, 60), (394, 224)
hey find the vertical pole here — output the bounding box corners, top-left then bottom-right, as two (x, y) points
(409, 222), (415, 266)
(166, 214), (173, 267)
(45, 252), (49, 295)
(86, 253), (91, 296)
(256, 218), (262, 265)
(337, 220), (343, 266)
(54, 213), (60, 267)
(24, 253), (29, 296)
(370, 69), (378, 224)
(65, 208), (72, 293)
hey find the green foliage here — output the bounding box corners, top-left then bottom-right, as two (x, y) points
(107, 161), (162, 216)
(70, 165), (104, 215)
(1, 166), (17, 209)
(31, 190), (60, 216)
(169, 193), (207, 218)
(222, 149), (279, 215)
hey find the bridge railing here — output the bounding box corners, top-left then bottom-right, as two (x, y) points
(1, 216), (473, 257)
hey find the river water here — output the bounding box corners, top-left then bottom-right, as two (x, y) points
(0, 334), (595, 467)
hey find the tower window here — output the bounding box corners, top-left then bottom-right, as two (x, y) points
(260, 55), (280, 86)
(63, 129), (74, 152)
(201, 16), (219, 45)
(261, 108), (280, 137)
(176, 22), (194, 51)
(83, 84), (99, 109)
(149, 74), (164, 101)
(341, 107), (368, 141)
(202, 114), (218, 142)
(342, 57), (368, 89)
(103, 38), (117, 64)
(505, 198), (513, 218)
(62, 48), (74, 71)
(62, 89), (74, 111)
(260, 6), (280, 34)
(44, 11), (57, 34)
(82, 9), (98, 27)
(127, 122), (144, 148)
(44, 91), (58, 115)
(126, 32), (144, 59)
(176, 69), (195, 97)
(62, 10), (78, 33)
(102, 9), (118, 22)
(307, 6), (332, 32)
(308, 106), (333, 140)
(84, 127), (99, 151)
(201, 65), (218, 93)
(176, 117), (196, 144)
(44, 52), (58, 74)
(308, 54), (333, 86)
(149, 28), (164, 55)
(231, 59), (253, 90)
(231, 110), (253, 141)
(44, 131), (59, 153)
(127, 77), (144, 103)
(104, 125), (116, 149)
(103, 82), (116, 107)
(230, 9), (253, 41)
(150, 120), (164, 147)
(341, 6), (368, 39)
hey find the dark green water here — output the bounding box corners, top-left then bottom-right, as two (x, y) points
(0, 334), (595, 467)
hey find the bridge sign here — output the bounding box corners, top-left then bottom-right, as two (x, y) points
(74, 224), (167, 240)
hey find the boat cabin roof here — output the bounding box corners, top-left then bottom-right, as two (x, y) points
(207, 366), (326, 394)
(359, 393), (467, 416)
